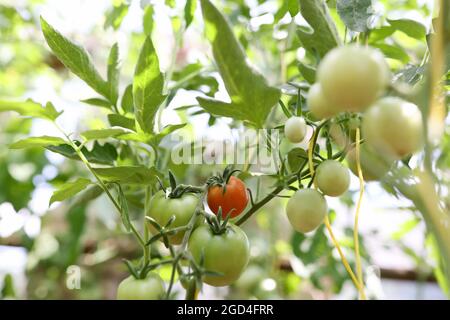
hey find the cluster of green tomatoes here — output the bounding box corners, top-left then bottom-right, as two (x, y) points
(117, 169), (252, 299)
(284, 44), (424, 234)
(117, 44), (424, 300)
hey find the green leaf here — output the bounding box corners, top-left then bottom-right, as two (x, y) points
(93, 166), (160, 185)
(288, 0), (299, 17)
(104, 2), (129, 30)
(298, 62), (316, 84)
(197, 0), (280, 128)
(40, 17), (111, 101)
(376, 43), (409, 63)
(0, 100), (61, 121)
(337, 0), (374, 33)
(107, 43), (120, 105)
(387, 18), (426, 40)
(133, 37), (167, 133)
(80, 98), (112, 109)
(184, 0), (197, 29)
(81, 128), (129, 141)
(369, 26), (395, 42)
(121, 84), (134, 113)
(46, 141), (118, 165)
(143, 5), (154, 36)
(108, 114), (136, 131)
(296, 0), (341, 58)
(50, 178), (92, 205)
(10, 136), (66, 149)
(287, 148), (308, 173)
(150, 123), (186, 145)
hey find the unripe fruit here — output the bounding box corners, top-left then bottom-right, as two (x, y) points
(315, 160), (350, 197)
(286, 189), (328, 233)
(362, 97), (424, 159)
(346, 143), (394, 181)
(307, 83), (338, 120)
(317, 45), (390, 112)
(284, 116), (307, 143)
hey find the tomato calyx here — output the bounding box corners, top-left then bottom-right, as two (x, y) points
(203, 208), (234, 235)
(157, 171), (204, 199)
(206, 165), (241, 194)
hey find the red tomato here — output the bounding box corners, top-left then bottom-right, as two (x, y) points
(207, 176), (249, 219)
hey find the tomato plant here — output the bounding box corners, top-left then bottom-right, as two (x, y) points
(0, 0), (448, 302)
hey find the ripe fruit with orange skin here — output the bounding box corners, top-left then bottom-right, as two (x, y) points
(207, 176), (249, 218)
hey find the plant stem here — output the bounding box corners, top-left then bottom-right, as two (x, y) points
(53, 123), (145, 249)
(353, 128), (366, 300)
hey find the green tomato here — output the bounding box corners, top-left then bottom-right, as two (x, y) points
(286, 189), (328, 233)
(362, 97), (424, 160)
(284, 116), (307, 143)
(116, 274), (165, 300)
(315, 160), (350, 197)
(346, 143), (394, 181)
(188, 224), (250, 287)
(307, 83), (338, 120)
(317, 44), (389, 112)
(147, 190), (200, 245)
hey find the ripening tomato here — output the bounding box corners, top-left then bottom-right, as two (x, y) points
(116, 274), (165, 300)
(286, 189), (328, 233)
(362, 97), (424, 159)
(188, 224), (250, 287)
(307, 83), (338, 120)
(315, 160), (350, 197)
(207, 176), (248, 219)
(284, 116), (307, 143)
(147, 190), (200, 245)
(317, 44), (390, 112)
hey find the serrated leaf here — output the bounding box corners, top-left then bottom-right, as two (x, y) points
(387, 18), (426, 40)
(296, 0), (341, 58)
(80, 98), (112, 109)
(107, 43), (120, 105)
(0, 100), (61, 121)
(10, 136), (66, 149)
(50, 178), (92, 205)
(40, 17), (111, 101)
(133, 37), (167, 133)
(46, 141), (118, 165)
(108, 114), (136, 131)
(121, 84), (134, 113)
(337, 0), (374, 33)
(184, 0), (197, 29)
(81, 128), (128, 141)
(93, 166), (160, 185)
(197, 0), (280, 128)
